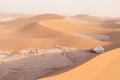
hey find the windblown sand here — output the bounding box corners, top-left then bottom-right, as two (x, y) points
(0, 13), (119, 80)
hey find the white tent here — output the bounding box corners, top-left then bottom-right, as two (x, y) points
(92, 46), (105, 53)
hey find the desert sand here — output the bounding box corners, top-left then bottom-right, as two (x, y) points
(0, 13), (120, 80)
(0, 13), (119, 51)
(40, 48), (120, 80)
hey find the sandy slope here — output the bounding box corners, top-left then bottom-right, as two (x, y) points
(0, 14), (110, 50)
(0, 34), (107, 51)
(40, 48), (120, 80)
(40, 18), (111, 34)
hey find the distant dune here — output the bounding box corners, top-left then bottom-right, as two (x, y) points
(74, 14), (107, 24)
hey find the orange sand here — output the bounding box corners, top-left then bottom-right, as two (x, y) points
(41, 48), (120, 80)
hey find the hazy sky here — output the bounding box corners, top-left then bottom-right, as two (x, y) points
(0, 0), (120, 17)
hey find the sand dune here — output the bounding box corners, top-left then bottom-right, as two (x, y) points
(0, 14), (64, 34)
(0, 14), (111, 50)
(40, 48), (120, 80)
(0, 13), (119, 51)
(0, 13), (32, 22)
(74, 14), (109, 25)
(100, 19), (120, 29)
(0, 13), (120, 80)
(14, 23), (66, 38)
(30, 14), (64, 21)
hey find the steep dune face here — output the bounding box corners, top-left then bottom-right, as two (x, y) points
(41, 48), (120, 80)
(40, 18), (112, 34)
(40, 18), (112, 49)
(14, 23), (66, 38)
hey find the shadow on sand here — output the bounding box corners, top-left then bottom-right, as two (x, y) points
(0, 49), (97, 80)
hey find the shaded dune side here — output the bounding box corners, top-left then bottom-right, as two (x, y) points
(101, 30), (120, 50)
(41, 48), (120, 80)
(100, 19), (120, 29)
(17, 17), (119, 51)
(74, 14), (105, 23)
(13, 23), (66, 38)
